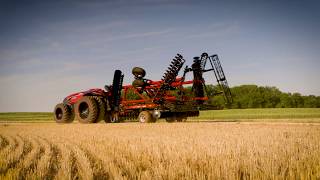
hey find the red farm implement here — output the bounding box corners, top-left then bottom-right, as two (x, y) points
(53, 52), (232, 123)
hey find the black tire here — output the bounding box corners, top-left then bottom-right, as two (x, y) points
(165, 116), (175, 123)
(111, 70), (123, 112)
(110, 112), (120, 123)
(138, 111), (154, 123)
(103, 98), (111, 123)
(132, 79), (145, 87)
(165, 113), (187, 122)
(54, 103), (73, 123)
(132, 67), (146, 78)
(104, 111), (120, 123)
(176, 116), (187, 122)
(75, 96), (99, 123)
(176, 113), (187, 122)
(192, 59), (205, 104)
(104, 111), (111, 123)
(92, 96), (105, 123)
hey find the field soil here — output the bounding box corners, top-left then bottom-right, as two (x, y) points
(0, 121), (320, 179)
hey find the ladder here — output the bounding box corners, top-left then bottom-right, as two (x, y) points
(200, 53), (233, 104)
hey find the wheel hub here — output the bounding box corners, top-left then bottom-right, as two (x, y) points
(55, 108), (63, 120)
(79, 102), (89, 119)
(139, 114), (146, 123)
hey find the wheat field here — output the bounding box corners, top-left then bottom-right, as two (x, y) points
(0, 122), (319, 179)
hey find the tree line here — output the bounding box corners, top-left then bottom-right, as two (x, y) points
(123, 84), (320, 109)
(208, 84), (320, 109)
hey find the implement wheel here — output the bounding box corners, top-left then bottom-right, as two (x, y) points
(176, 113), (187, 122)
(132, 67), (146, 78)
(176, 116), (187, 122)
(92, 96), (105, 122)
(138, 111), (154, 123)
(75, 96), (99, 123)
(132, 79), (145, 87)
(165, 116), (175, 123)
(54, 103), (73, 123)
(105, 111), (120, 123)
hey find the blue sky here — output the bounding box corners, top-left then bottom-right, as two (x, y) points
(0, 0), (319, 112)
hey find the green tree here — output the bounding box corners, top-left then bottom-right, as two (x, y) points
(304, 95), (317, 108)
(292, 93), (304, 108)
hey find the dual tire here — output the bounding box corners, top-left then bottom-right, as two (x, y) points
(75, 96), (99, 123)
(53, 103), (74, 123)
(54, 96), (106, 123)
(55, 98), (188, 123)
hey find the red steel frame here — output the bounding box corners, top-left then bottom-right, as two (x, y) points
(121, 77), (208, 111)
(63, 77), (208, 114)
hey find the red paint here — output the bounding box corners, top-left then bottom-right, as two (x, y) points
(64, 77), (207, 113)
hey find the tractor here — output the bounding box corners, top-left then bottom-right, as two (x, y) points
(53, 52), (232, 123)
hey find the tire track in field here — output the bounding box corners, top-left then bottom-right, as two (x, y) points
(25, 137), (59, 179)
(0, 135), (16, 160)
(0, 135), (27, 174)
(1, 135), (34, 179)
(54, 141), (96, 180)
(55, 143), (83, 180)
(48, 143), (60, 180)
(81, 147), (109, 180)
(0, 135), (9, 151)
(101, 145), (152, 179)
(84, 144), (137, 179)
(0, 134), (18, 175)
(1, 135), (142, 179)
(69, 143), (94, 179)
(111, 151), (142, 179)
(15, 137), (43, 178)
(55, 141), (110, 180)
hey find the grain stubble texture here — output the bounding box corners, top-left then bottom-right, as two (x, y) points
(0, 122), (320, 179)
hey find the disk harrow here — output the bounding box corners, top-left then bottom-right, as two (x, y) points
(153, 54), (186, 104)
(162, 54), (185, 85)
(53, 52), (232, 123)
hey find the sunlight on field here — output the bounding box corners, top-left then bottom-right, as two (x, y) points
(197, 108), (320, 120)
(1, 108), (320, 123)
(0, 122), (319, 179)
